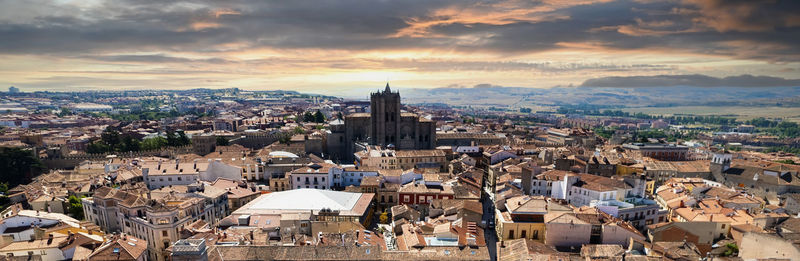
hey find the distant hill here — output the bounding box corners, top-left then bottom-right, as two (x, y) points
(400, 86), (800, 108)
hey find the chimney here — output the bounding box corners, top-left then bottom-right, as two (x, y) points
(158, 159), (162, 170)
(47, 233), (53, 244)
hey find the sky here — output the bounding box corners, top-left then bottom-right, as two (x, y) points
(0, 0), (798, 96)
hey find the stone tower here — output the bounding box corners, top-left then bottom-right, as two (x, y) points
(337, 83), (436, 162)
(710, 152), (731, 172)
(370, 83), (401, 147)
(710, 151), (732, 183)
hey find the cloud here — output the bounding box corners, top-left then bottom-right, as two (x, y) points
(682, 0), (800, 32)
(0, 0), (798, 92)
(580, 74), (800, 87)
(369, 59), (673, 72)
(0, 0), (796, 61)
(78, 54), (233, 64)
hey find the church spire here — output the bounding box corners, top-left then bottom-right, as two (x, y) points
(384, 82), (391, 93)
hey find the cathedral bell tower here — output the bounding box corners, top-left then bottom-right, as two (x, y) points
(370, 83), (401, 147)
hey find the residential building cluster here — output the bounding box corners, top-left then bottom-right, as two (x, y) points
(0, 86), (798, 260)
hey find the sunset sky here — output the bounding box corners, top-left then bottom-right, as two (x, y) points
(0, 0), (798, 95)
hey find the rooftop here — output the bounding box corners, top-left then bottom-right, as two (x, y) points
(233, 189), (374, 217)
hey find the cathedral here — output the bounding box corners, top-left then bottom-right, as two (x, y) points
(327, 84), (436, 161)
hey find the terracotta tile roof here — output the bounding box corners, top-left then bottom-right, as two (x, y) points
(0, 234), (68, 252)
(505, 196), (547, 214)
(574, 173), (631, 192)
(88, 234), (147, 260)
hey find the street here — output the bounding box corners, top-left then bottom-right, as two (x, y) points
(482, 190), (498, 261)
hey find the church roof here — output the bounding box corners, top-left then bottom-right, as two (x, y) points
(384, 83), (391, 93)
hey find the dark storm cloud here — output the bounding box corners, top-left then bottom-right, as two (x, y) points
(580, 74), (800, 87)
(80, 54), (233, 64)
(0, 0), (797, 61)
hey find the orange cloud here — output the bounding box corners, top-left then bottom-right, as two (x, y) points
(393, 0), (611, 38)
(683, 0), (800, 32)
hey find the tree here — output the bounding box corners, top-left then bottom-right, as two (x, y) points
(776, 159), (797, 165)
(0, 147), (45, 188)
(57, 107), (72, 117)
(120, 135), (141, 152)
(141, 137), (168, 151)
(722, 243), (738, 257)
(177, 131), (191, 146)
(379, 211), (389, 224)
(313, 110), (325, 123)
(303, 111), (315, 122)
(86, 141), (111, 154)
(100, 127), (122, 149)
(279, 135), (291, 144)
(67, 195), (84, 220)
(166, 131), (179, 147)
(216, 136), (229, 146)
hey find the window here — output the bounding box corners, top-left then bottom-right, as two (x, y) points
(533, 230), (539, 239)
(389, 196), (393, 202)
(520, 230), (527, 239)
(162, 231), (168, 237)
(168, 177), (172, 181)
(508, 230), (514, 239)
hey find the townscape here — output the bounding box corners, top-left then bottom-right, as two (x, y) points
(0, 85), (798, 260)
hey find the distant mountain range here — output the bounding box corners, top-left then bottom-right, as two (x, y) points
(399, 86), (800, 108)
